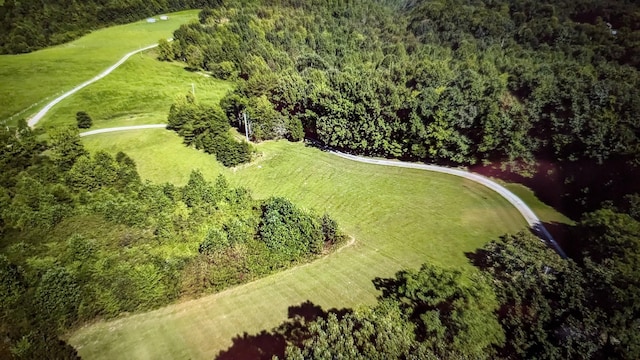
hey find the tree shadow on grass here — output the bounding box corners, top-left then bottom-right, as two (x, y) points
(465, 221), (579, 270)
(215, 300), (351, 360)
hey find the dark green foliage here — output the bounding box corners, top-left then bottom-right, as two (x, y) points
(0, 122), (46, 189)
(372, 264), (505, 359)
(75, 111), (92, 129)
(222, 264), (503, 359)
(209, 61), (236, 80)
(575, 210), (640, 359)
(167, 95), (252, 167)
(285, 303), (418, 360)
(157, 38), (174, 61)
(33, 267), (81, 331)
(173, 0), (640, 213)
(3, 174), (75, 230)
(49, 127), (88, 171)
(199, 227), (228, 254)
(476, 224), (640, 360)
(259, 197), (325, 261)
(0, 255), (25, 318)
(286, 117), (304, 142)
(320, 213), (338, 244)
(477, 233), (597, 359)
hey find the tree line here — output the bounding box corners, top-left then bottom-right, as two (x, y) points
(161, 0), (640, 217)
(0, 122), (344, 358)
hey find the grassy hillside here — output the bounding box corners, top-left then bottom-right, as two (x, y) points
(74, 132), (529, 359)
(40, 50), (233, 131)
(0, 10), (199, 125)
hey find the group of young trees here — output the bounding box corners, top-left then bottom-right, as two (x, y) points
(162, 0), (639, 215)
(0, 123), (344, 358)
(167, 94), (253, 166)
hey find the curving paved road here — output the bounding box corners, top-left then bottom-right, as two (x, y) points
(81, 125), (567, 258)
(27, 43), (164, 128)
(79, 124), (167, 137)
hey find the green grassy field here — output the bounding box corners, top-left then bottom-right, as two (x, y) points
(39, 50), (233, 131)
(0, 10), (199, 125)
(73, 131), (534, 359)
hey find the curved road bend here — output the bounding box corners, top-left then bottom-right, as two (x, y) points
(80, 125), (568, 258)
(27, 43), (164, 128)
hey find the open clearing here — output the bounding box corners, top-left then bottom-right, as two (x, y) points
(0, 9), (199, 125)
(74, 131), (538, 359)
(38, 50), (233, 131)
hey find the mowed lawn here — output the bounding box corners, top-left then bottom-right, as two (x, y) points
(0, 9), (199, 125)
(40, 51), (233, 131)
(73, 131), (529, 359)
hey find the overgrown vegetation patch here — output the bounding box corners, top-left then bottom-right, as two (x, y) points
(0, 124), (344, 358)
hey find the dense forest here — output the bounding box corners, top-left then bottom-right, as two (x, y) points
(162, 0), (640, 216)
(0, 122), (344, 358)
(157, 1), (638, 358)
(0, 0), (225, 54)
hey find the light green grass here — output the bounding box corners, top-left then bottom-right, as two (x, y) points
(40, 50), (233, 131)
(74, 133), (528, 359)
(83, 129), (227, 185)
(0, 10), (200, 124)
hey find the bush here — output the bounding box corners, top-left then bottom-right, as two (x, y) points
(287, 118), (305, 142)
(209, 61), (237, 80)
(76, 111), (93, 129)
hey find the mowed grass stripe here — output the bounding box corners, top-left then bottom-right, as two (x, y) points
(73, 133), (527, 359)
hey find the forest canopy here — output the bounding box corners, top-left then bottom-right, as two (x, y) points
(161, 0), (640, 215)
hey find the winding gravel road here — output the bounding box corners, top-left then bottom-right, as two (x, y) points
(80, 125), (567, 258)
(78, 124), (167, 137)
(27, 43), (162, 128)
